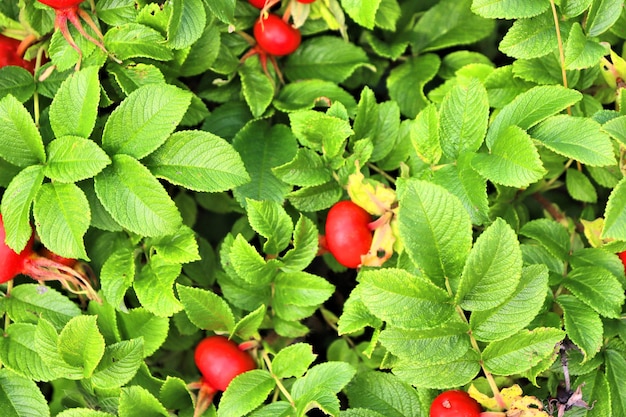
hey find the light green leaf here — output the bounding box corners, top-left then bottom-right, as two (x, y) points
(91, 338), (144, 389)
(107, 63), (165, 96)
(284, 36), (369, 83)
(565, 23), (608, 70)
(484, 65), (534, 108)
(274, 271), (334, 308)
(205, 0), (235, 24)
(602, 177), (626, 241)
(486, 85), (582, 147)
(392, 349), (481, 389)
(482, 328), (565, 375)
(566, 168), (598, 203)
(272, 148), (332, 187)
(239, 55), (274, 118)
(271, 343), (317, 379)
(118, 386), (169, 417)
(470, 265), (549, 342)
(409, 104), (441, 164)
(94, 154), (182, 236)
(101, 248), (135, 309)
(133, 255), (183, 317)
(104, 23), (174, 61)
(4, 285), (80, 330)
(355, 269), (455, 329)
(499, 12), (562, 59)
(33, 182), (90, 260)
(603, 114), (626, 145)
(0, 368), (50, 417)
(340, 0), (381, 29)
(387, 54), (440, 118)
(232, 304), (267, 339)
(56, 410), (115, 417)
(439, 78), (489, 159)
(605, 348), (626, 416)
(102, 84), (191, 159)
(146, 226), (200, 264)
(574, 371), (611, 417)
(287, 181), (344, 212)
(560, 0), (593, 17)
(456, 218), (523, 311)
(281, 215), (319, 272)
(557, 295), (603, 361)
(471, 0), (550, 18)
(117, 308), (169, 358)
(352, 88), (400, 162)
(274, 79), (357, 115)
(337, 292), (382, 336)
(289, 110), (353, 157)
(1, 165), (44, 252)
(0, 67), (36, 102)
(246, 199), (294, 255)
(96, 0), (138, 25)
(58, 315), (105, 378)
(586, 0), (624, 36)
(217, 370), (276, 417)
(531, 115), (615, 166)
(0, 323), (61, 381)
(563, 266), (625, 318)
(145, 130), (249, 193)
(520, 218), (571, 260)
(397, 179), (473, 289)
(167, 0), (205, 49)
(44, 136), (111, 183)
(229, 234), (279, 285)
(49, 66), (100, 139)
(472, 125), (546, 188)
(292, 362), (356, 416)
(177, 284), (235, 332)
(0, 94), (45, 167)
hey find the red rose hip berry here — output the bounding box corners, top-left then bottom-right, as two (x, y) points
(325, 201), (373, 269)
(253, 13), (301, 56)
(194, 335), (256, 392)
(430, 390), (482, 417)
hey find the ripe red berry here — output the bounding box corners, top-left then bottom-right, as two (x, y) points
(0, 34), (36, 73)
(325, 201), (373, 269)
(618, 251), (626, 274)
(297, 0), (316, 3)
(430, 390), (482, 417)
(248, 0), (266, 8)
(0, 216), (36, 284)
(194, 335), (256, 392)
(253, 13), (301, 57)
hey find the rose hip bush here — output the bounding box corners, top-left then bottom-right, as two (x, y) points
(1, 0), (626, 416)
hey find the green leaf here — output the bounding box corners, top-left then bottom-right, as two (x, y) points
(246, 199), (293, 255)
(104, 23), (174, 61)
(344, 371), (423, 417)
(0, 368), (50, 417)
(289, 110), (353, 157)
(439, 78), (489, 159)
(531, 115), (615, 166)
(101, 248), (135, 309)
(229, 234), (279, 285)
(0, 323), (61, 381)
(409, 104), (441, 164)
(380, 322), (471, 365)
(274, 79), (358, 115)
(392, 349), (481, 389)
(44, 136), (111, 183)
(471, 0), (550, 18)
(33, 182), (90, 260)
(520, 218), (571, 260)
(56, 410), (115, 417)
(1, 165), (44, 252)
(602, 177), (626, 241)
(0, 66), (35, 102)
(472, 126), (546, 188)
(232, 304), (266, 339)
(91, 338), (144, 389)
(292, 362), (357, 416)
(232, 122), (298, 206)
(274, 272), (334, 319)
(159, 376), (194, 411)
(284, 36), (369, 83)
(96, 0), (138, 26)
(0, 94), (45, 167)
(486, 85), (582, 148)
(563, 266), (625, 318)
(145, 130), (249, 193)
(49, 66), (100, 139)
(499, 12), (562, 60)
(470, 265), (549, 342)
(117, 308), (169, 357)
(557, 295), (603, 361)
(107, 63), (165, 96)
(239, 56), (274, 118)
(177, 284), (235, 332)
(602, 114), (626, 146)
(566, 168), (598, 203)
(565, 23), (608, 70)
(397, 179), (473, 288)
(456, 218), (523, 311)
(605, 348), (626, 416)
(272, 148), (332, 187)
(575, 371), (612, 417)
(560, 0), (594, 17)
(180, 24), (221, 77)
(287, 181), (344, 212)
(217, 370), (276, 417)
(118, 386), (169, 417)
(387, 54), (440, 118)
(133, 255), (183, 317)
(146, 226), (200, 264)
(3, 285), (80, 330)
(355, 269), (455, 329)
(102, 84), (191, 159)
(352, 88), (400, 162)
(58, 315), (105, 378)
(94, 154), (182, 236)
(411, 0), (494, 53)
(586, 0), (624, 36)
(484, 65), (534, 108)
(340, 0), (381, 29)
(167, 0), (206, 49)
(271, 343), (317, 379)
(482, 328), (565, 375)
(337, 292), (382, 336)
(281, 215), (319, 272)
(206, 0), (235, 24)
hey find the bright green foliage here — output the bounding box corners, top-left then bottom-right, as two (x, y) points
(1, 0), (626, 415)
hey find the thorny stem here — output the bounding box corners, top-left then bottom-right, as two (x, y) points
(550, 0), (571, 115)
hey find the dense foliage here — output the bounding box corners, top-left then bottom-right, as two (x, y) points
(1, 0), (626, 416)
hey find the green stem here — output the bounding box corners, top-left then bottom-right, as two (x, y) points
(366, 163), (396, 184)
(550, 0), (571, 115)
(262, 351), (296, 408)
